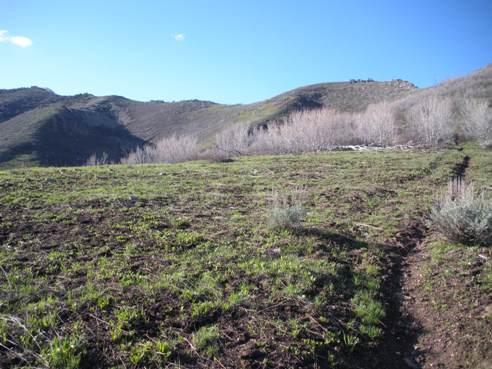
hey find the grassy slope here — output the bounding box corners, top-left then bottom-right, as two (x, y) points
(0, 103), (145, 168)
(2, 147), (490, 368)
(0, 105), (60, 168)
(390, 64), (492, 116)
(0, 87), (61, 123)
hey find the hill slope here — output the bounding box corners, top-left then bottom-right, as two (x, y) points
(0, 80), (416, 167)
(1, 63), (491, 168)
(391, 64), (492, 110)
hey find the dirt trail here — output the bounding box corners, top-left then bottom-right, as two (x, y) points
(397, 153), (492, 369)
(378, 154), (472, 369)
(376, 219), (426, 369)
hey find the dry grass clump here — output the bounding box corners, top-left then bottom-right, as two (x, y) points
(429, 178), (492, 246)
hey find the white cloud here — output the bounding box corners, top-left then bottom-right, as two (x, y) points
(0, 30), (8, 42)
(0, 30), (32, 47)
(173, 33), (185, 42)
(9, 36), (32, 47)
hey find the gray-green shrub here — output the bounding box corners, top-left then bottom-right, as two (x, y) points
(429, 179), (492, 246)
(268, 188), (307, 229)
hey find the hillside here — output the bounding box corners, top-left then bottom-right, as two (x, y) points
(0, 80), (416, 167)
(0, 87), (62, 123)
(0, 146), (490, 368)
(1, 64), (491, 168)
(391, 64), (492, 110)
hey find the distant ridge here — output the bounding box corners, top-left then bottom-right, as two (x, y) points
(1, 63), (491, 167)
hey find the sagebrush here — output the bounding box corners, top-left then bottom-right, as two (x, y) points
(268, 187), (307, 229)
(429, 178), (492, 246)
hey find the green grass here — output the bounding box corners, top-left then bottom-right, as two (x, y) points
(0, 147), (488, 368)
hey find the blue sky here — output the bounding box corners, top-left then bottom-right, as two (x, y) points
(1, 0), (491, 104)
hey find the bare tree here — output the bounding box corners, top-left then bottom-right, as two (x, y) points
(214, 124), (252, 157)
(459, 98), (491, 146)
(85, 152), (110, 166)
(122, 135), (199, 164)
(356, 102), (398, 146)
(121, 146), (155, 164)
(249, 109), (362, 155)
(405, 96), (454, 146)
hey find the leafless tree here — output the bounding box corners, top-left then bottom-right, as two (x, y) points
(356, 102), (398, 146)
(459, 98), (491, 146)
(85, 152), (110, 166)
(122, 135), (199, 164)
(404, 96), (454, 146)
(213, 124), (252, 158)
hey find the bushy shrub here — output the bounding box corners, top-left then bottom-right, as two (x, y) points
(85, 152), (110, 166)
(122, 135), (199, 164)
(429, 178), (492, 246)
(268, 187), (307, 229)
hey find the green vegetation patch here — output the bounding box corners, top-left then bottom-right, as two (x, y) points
(1, 147), (484, 368)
